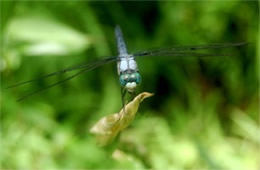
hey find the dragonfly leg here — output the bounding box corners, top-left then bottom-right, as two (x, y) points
(130, 90), (136, 100)
(121, 87), (127, 114)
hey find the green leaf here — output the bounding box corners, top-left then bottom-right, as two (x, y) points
(5, 14), (91, 56)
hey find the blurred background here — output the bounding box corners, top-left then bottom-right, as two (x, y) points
(1, 1), (259, 169)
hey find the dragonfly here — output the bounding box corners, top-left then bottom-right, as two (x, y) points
(7, 25), (248, 104)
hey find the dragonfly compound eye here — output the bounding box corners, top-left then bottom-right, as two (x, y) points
(129, 72), (141, 84)
(134, 72), (141, 84)
(119, 74), (129, 86)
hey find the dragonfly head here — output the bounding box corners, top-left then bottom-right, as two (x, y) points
(119, 71), (141, 92)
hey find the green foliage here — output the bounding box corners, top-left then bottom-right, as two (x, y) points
(1, 1), (259, 169)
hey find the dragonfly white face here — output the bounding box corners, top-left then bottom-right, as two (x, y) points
(119, 70), (141, 93)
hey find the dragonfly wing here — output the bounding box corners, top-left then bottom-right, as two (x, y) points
(7, 56), (118, 89)
(133, 51), (233, 58)
(13, 57), (118, 102)
(132, 42), (248, 57)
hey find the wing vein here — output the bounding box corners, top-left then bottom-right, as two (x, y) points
(7, 57), (118, 89)
(15, 57), (117, 102)
(132, 42), (249, 57)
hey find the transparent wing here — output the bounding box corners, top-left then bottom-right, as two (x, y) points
(134, 52), (233, 58)
(10, 57), (118, 102)
(7, 56), (118, 89)
(132, 42), (248, 57)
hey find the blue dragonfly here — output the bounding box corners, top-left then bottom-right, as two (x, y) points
(7, 26), (248, 103)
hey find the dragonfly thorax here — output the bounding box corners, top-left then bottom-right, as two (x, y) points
(119, 71), (141, 92)
(117, 56), (138, 74)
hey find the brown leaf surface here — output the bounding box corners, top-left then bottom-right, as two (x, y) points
(90, 92), (154, 146)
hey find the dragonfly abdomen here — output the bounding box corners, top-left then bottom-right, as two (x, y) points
(115, 25), (128, 56)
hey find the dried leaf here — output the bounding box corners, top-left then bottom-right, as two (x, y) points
(90, 92), (154, 146)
